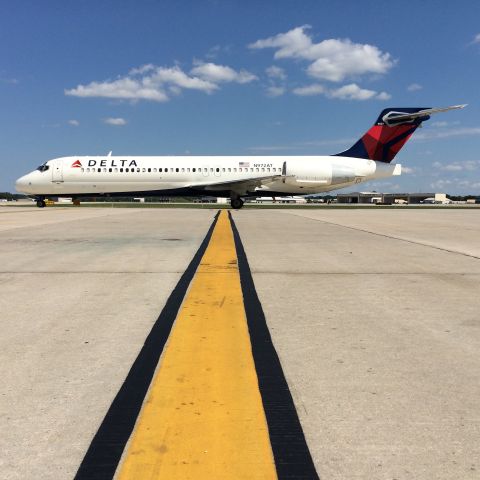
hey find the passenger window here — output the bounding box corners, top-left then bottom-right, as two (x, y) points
(126, 168), (129, 172)
(250, 168), (254, 172)
(153, 168), (157, 172)
(203, 168), (207, 172)
(115, 168), (118, 172)
(120, 168), (124, 172)
(182, 168), (185, 172)
(210, 168), (213, 172)
(216, 168), (219, 172)
(81, 168), (84, 172)
(137, 168), (140, 172)
(98, 168), (101, 172)
(187, 168), (190, 172)
(192, 168), (196, 172)
(234, 168), (237, 172)
(109, 168), (112, 172)
(142, 168), (146, 172)
(256, 168), (259, 172)
(228, 168), (231, 172)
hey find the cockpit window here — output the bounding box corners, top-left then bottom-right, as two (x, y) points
(36, 163), (50, 172)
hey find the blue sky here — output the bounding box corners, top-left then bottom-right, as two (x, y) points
(2, 0), (480, 194)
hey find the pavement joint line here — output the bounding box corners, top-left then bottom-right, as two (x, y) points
(0, 271), (194, 274)
(250, 271), (480, 275)
(285, 212), (480, 261)
(2, 271), (480, 275)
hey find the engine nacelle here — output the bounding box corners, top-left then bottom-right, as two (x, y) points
(286, 157), (362, 187)
(330, 164), (356, 185)
(287, 158), (331, 185)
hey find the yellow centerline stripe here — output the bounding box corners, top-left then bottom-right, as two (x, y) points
(116, 210), (277, 479)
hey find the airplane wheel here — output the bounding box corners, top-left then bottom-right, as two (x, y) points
(230, 198), (244, 209)
(36, 199), (46, 208)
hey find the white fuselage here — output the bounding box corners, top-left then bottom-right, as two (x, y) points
(15, 155), (401, 197)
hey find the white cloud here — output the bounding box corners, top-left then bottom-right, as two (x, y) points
(329, 84), (376, 100)
(433, 160), (480, 172)
(431, 121), (448, 127)
(415, 126), (480, 141)
(293, 83), (325, 96)
(204, 44), (231, 60)
(266, 65), (286, 80)
(1, 77), (18, 85)
(430, 179), (453, 190)
(68, 119), (80, 126)
(129, 64), (155, 75)
(266, 86), (286, 97)
(263, 66), (287, 97)
(431, 120), (460, 128)
(407, 83), (422, 91)
(66, 62), (254, 103)
(443, 164), (464, 171)
(471, 33), (480, 44)
(104, 117), (127, 126)
(402, 166), (415, 174)
(458, 180), (480, 189)
(293, 82), (390, 101)
(375, 91), (391, 100)
(205, 45), (221, 59)
(190, 62), (257, 84)
(65, 76), (171, 102)
(249, 25), (394, 82)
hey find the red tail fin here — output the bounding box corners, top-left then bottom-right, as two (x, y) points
(335, 107), (430, 163)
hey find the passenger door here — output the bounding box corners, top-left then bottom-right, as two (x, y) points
(52, 159), (64, 182)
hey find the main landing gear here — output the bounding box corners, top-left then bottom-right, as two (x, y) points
(230, 197), (244, 209)
(36, 198), (46, 208)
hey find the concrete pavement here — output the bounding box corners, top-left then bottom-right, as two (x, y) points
(1, 206), (479, 479)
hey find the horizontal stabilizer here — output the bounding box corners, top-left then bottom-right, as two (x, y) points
(382, 104), (467, 126)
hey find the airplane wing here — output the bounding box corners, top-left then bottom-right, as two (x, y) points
(192, 174), (291, 196)
(382, 104), (467, 126)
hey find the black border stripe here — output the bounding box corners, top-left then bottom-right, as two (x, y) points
(229, 212), (320, 480)
(74, 211), (220, 480)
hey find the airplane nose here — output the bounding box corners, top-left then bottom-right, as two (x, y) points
(15, 174), (31, 193)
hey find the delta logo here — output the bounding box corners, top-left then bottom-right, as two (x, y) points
(71, 160), (82, 168)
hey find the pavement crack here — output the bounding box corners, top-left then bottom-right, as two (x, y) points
(286, 212), (480, 261)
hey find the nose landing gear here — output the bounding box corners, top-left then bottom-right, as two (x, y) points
(36, 198), (46, 208)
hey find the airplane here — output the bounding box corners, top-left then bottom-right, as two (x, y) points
(15, 105), (466, 209)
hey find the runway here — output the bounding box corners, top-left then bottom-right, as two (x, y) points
(1, 206), (479, 479)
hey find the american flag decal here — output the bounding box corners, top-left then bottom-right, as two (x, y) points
(239, 161), (250, 167)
